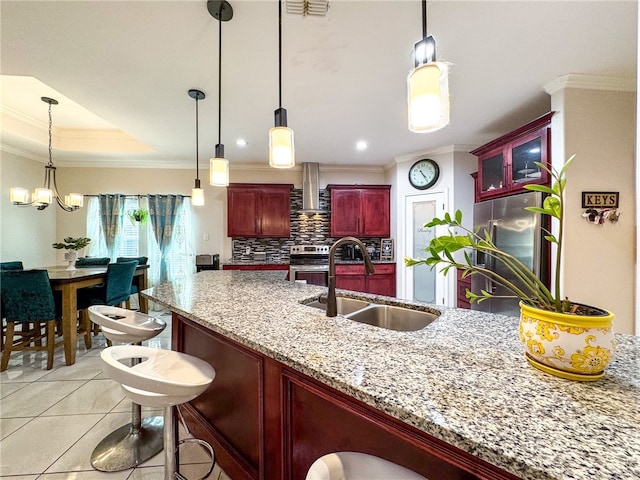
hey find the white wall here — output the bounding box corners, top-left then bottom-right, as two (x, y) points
(1, 151), (57, 268)
(391, 147), (477, 303)
(547, 77), (636, 334)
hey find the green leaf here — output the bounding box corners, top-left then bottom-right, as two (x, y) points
(523, 184), (554, 194)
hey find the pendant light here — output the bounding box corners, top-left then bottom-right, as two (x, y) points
(188, 89), (206, 206)
(208, 0), (233, 187)
(10, 97), (84, 212)
(407, 0), (450, 133)
(269, 0), (295, 169)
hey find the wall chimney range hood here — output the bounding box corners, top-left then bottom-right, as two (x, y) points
(300, 162), (325, 214)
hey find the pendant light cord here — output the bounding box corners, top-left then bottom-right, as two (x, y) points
(217, 4), (222, 146)
(47, 101), (54, 167)
(278, 0), (282, 108)
(422, 0), (427, 38)
(195, 97), (200, 179)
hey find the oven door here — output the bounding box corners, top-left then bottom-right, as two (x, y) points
(289, 265), (329, 286)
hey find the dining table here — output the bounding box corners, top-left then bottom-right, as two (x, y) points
(45, 264), (149, 366)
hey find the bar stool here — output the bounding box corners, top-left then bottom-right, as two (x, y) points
(89, 305), (167, 472)
(306, 452), (428, 480)
(101, 344), (216, 480)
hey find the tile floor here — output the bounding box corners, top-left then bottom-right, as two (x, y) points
(0, 308), (231, 480)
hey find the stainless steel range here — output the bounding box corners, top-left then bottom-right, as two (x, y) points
(289, 245), (330, 285)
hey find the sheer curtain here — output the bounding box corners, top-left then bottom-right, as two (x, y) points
(86, 195), (195, 288)
(147, 195), (195, 285)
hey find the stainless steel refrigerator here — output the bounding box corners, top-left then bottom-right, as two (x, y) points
(471, 191), (549, 317)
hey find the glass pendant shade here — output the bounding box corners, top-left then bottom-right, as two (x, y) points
(210, 145), (229, 187)
(10, 187), (29, 204)
(34, 187), (53, 206)
(65, 193), (84, 208)
(191, 187), (205, 206)
(269, 126), (295, 168)
(408, 61), (450, 133)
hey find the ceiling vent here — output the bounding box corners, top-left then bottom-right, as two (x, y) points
(286, 0), (329, 16)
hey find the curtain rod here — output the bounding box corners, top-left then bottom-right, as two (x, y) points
(83, 194), (192, 198)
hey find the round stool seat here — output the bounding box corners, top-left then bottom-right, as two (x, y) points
(89, 305), (166, 344)
(101, 345), (215, 407)
(306, 452), (428, 480)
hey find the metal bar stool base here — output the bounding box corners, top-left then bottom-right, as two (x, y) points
(90, 415), (164, 472)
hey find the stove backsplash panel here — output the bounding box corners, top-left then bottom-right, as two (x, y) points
(231, 188), (383, 263)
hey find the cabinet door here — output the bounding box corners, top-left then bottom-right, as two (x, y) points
(330, 189), (361, 236)
(367, 264), (396, 296)
(228, 189), (258, 237)
(361, 189), (390, 237)
(260, 189), (291, 237)
(507, 128), (550, 194)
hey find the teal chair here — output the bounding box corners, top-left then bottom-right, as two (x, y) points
(0, 261), (24, 271)
(0, 270), (64, 371)
(117, 257), (148, 309)
(76, 257), (110, 267)
(77, 261), (138, 342)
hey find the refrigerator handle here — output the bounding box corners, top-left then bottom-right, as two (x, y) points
(485, 221), (497, 294)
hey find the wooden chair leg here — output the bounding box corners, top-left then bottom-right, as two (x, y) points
(46, 320), (56, 370)
(125, 298), (131, 309)
(1, 322), (15, 371)
(79, 310), (92, 349)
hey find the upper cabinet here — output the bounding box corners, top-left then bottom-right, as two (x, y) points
(227, 183), (292, 238)
(327, 185), (391, 237)
(471, 112), (553, 202)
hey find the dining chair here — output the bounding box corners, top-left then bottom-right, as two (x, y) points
(0, 261), (24, 271)
(116, 257), (148, 310)
(77, 260), (139, 343)
(75, 257), (111, 267)
(0, 269), (64, 371)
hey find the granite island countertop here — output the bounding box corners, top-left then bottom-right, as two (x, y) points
(142, 270), (639, 480)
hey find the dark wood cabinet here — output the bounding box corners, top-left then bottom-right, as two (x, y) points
(175, 314), (521, 480)
(335, 263), (396, 297)
(471, 113), (553, 202)
(227, 184), (292, 238)
(327, 185), (390, 237)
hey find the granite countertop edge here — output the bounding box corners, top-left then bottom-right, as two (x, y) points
(142, 271), (640, 480)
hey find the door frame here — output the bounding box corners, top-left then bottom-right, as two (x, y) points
(400, 191), (452, 306)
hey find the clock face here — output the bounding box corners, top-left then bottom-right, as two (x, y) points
(408, 159), (440, 190)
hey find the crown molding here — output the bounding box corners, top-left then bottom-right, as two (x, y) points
(391, 144), (477, 166)
(544, 74), (636, 95)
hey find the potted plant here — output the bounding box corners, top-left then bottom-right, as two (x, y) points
(52, 237), (91, 271)
(128, 208), (149, 225)
(405, 155), (615, 381)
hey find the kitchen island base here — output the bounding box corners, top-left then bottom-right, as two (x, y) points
(174, 313), (522, 480)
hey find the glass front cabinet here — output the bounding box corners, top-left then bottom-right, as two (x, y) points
(472, 112), (553, 202)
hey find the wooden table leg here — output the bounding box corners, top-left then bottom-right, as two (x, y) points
(138, 270), (149, 314)
(60, 284), (78, 365)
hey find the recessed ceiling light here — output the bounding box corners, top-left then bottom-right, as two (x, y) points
(236, 139), (248, 147)
(356, 141), (368, 151)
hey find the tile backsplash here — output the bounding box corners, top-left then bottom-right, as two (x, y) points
(231, 188), (383, 263)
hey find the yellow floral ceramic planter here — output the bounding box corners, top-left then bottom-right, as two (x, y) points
(519, 302), (615, 381)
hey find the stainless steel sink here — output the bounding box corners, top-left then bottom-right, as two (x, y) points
(305, 297), (370, 315)
(305, 297), (438, 331)
(344, 304), (438, 331)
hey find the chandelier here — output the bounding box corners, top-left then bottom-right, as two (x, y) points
(10, 97), (84, 212)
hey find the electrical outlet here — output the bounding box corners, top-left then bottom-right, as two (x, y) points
(203, 233), (209, 241)
(245, 246), (251, 255)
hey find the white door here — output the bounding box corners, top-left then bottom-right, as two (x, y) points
(404, 192), (448, 305)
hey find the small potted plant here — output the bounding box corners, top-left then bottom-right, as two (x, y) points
(405, 155), (615, 381)
(128, 208), (149, 225)
(52, 237), (91, 271)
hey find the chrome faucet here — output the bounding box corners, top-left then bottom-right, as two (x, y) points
(323, 236), (375, 317)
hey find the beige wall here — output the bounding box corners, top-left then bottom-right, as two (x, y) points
(1, 161), (387, 266)
(1, 151), (57, 268)
(549, 84), (636, 334)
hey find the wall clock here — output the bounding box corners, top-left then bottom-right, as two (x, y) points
(408, 159), (440, 190)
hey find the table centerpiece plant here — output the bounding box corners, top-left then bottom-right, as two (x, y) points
(405, 155), (615, 381)
(52, 237), (91, 271)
